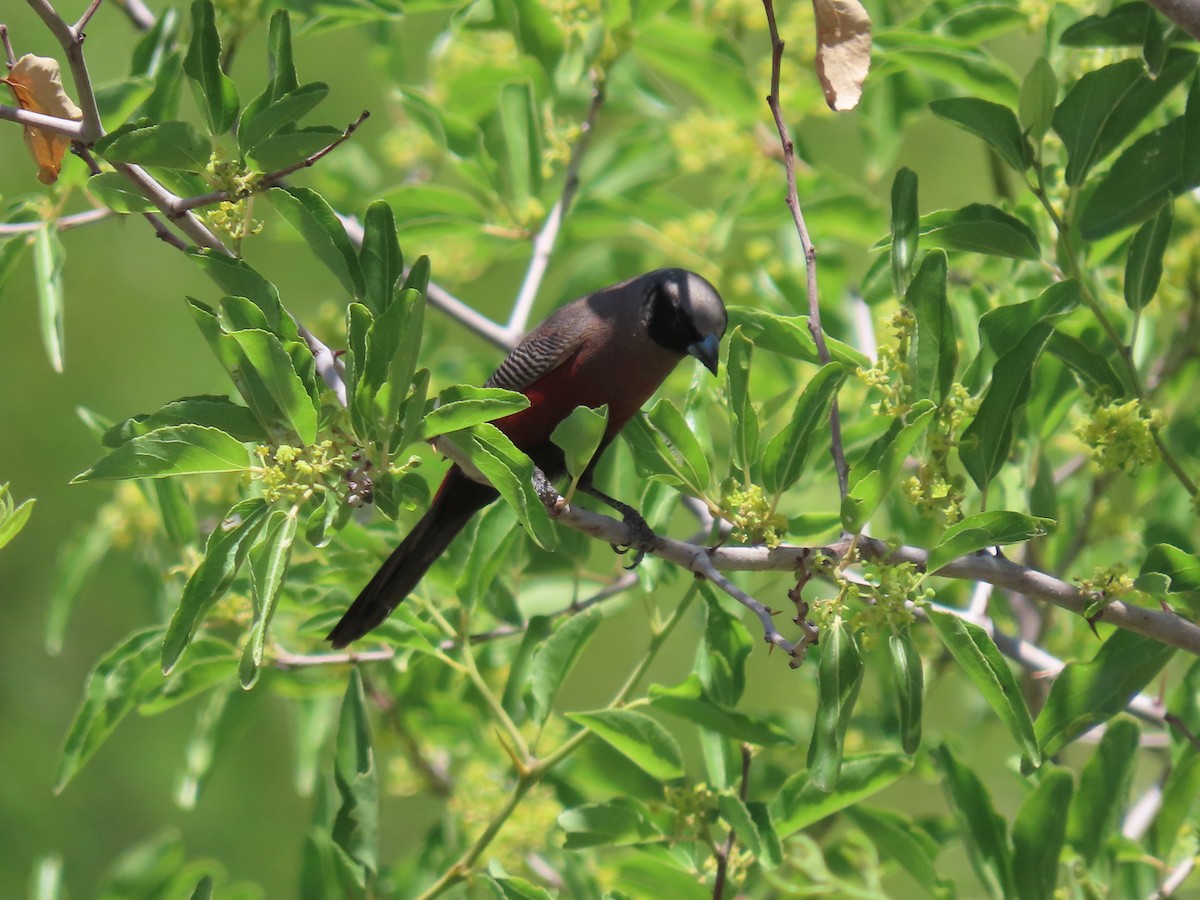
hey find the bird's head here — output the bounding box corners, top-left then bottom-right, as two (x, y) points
(642, 268), (728, 375)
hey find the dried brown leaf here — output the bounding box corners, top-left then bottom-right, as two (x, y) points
(4, 54), (84, 184)
(812, 0), (872, 112)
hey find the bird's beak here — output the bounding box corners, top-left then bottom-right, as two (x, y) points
(688, 334), (721, 376)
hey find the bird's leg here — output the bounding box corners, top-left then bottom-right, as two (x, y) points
(577, 479), (657, 568)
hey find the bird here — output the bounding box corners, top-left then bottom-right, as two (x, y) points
(327, 268), (728, 647)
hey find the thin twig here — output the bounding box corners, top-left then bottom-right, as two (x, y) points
(272, 647), (396, 667)
(761, 0), (850, 498)
(2, 25), (18, 68)
(26, 0), (103, 143)
(112, 0), (155, 30)
(0, 207), (109, 234)
(506, 79), (605, 338)
(1150, 855), (1196, 899)
(0, 104), (86, 138)
(712, 744), (752, 900)
(73, 0), (104, 33)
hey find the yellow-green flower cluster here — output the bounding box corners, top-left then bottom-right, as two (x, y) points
(849, 560), (927, 650)
(1073, 398), (1161, 473)
(254, 441), (349, 504)
(858, 307), (915, 417)
(721, 480), (787, 547)
(205, 155), (263, 242)
(903, 384), (976, 526)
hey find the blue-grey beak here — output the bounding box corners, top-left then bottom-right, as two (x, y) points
(688, 333), (721, 376)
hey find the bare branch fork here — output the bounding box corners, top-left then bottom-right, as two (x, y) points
(760, 0), (850, 499)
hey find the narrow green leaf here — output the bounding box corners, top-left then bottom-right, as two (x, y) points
(873, 31), (1020, 106)
(698, 586), (753, 706)
(152, 477), (198, 550)
(183, 0), (239, 135)
(269, 186), (365, 299)
(1137, 543), (1200, 594)
(567, 709), (684, 780)
(728, 307), (870, 368)
(1078, 119), (1181, 240)
(926, 511), (1055, 575)
(1046, 331), (1127, 399)
(485, 864), (554, 900)
(227, 329), (318, 444)
(1019, 57), (1057, 140)
(1012, 768), (1073, 900)
(246, 126), (343, 173)
(845, 806), (950, 896)
(807, 622), (865, 791)
(1066, 717), (1139, 866)
(979, 280), (1078, 355)
(763, 363), (847, 494)
(717, 794), (762, 859)
(928, 610), (1041, 764)
(1035, 629), (1175, 756)
(189, 252), (294, 339)
(33, 223), (65, 372)
(930, 97), (1032, 170)
(1149, 747), (1200, 858)
(103, 395), (266, 447)
(1061, 3), (1158, 47)
(772, 753), (910, 836)
(935, 743), (1016, 899)
(418, 387), (529, 441)
(174, 685), (233, 809)
(551, 405), (609, 491)
(493, 81), (542, 205)
(842, 401), (936, 532)
(651, 675), (792, 746)
(919, 204), (1040, 259)
(528, 609), (602, 724)
(1125, 203), (1173, 311)
(55, 628), (162, 792)
(45, 522), (114, 655)
(890, 167), (919, 296)
(906, 250), (957, 404)
(495, 0), (564, 77)
(403, 255), (431, 296)
(746, 802), (783, 868)
(238, 82), (329, 155)
(647, 398), (710, 494)
(960, 323), (1053, 492)
(501, 613), (552, 721)
(240, 509), (297, 688)
(0, 484), (35, 550)
(558, 799), (662, 849)
(353, 287), (425, 442)
(94, 120), (211, 169)
(73, 425), (251, 482)
(161, 498), (270, 673)
(889, 630), (923, 755)
(358, 200), (403, 316)
(332, 669), (378, 888)
(725, 328), (758, 477)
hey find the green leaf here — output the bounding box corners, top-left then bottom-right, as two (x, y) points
(227, 329), (319, 444)
(772, 752), (910, 836)
(960, 323), (1053, 492)
(73, 425), (251, 482)
(1012, 768), (1073, 900)
(174, 685), (233, 809)
(332, 669), (378, 888)
(492, 81), (542, 205)
(919, 204), (1040, 259)
(698, 586), (752, 706)
(1035, 629), (1175, 756)
(717, 794), (762, 860)
(1078, 118), (1182, 239)
(1053, 50), (1197, 186)
(358, 200), (404, 317)
(930, 97), (1032, 171)
(528, 609), (601, 724)
(1061, 2), (1159, 46)
(103, 395), (267, 447)
(763, 363), (847, 495)
(907, 250), (957, 404)
(551, 405), (609, 493)
(189, 252), (293, 339)
(1137, 543), (1200, 594)
(1150, 746), (1200, 858)
(485, 864), (554, 900)
(842, 401), (936, 532)
(238, 82), (330, 155)
(889, 630), (923, 755)
(890, 167), (919, 296)
(1046, 330), (1127, 399)
(353, 288), (425, 443)
(94, 120), (211, 169)
(650, 675), (792, 746)
(927, 610), (1041, 764)
(807, 622), (865, 791)
(979, 281), (1079, 355)
(728, 308), (870, 368)
(33, 223), (65, 373)
(87, 172), (158, 213)
(1066, 717), (1139, 866)
(558, 799), (662, 849)
(161, 498), (271, 673)
(0, 484), (35, 551)
(566, 709), (684, 780)
(927, 511), (1055, 575)
(45, 523), (114, 656)
(647, 398), (711, 494)
(725, 328), (758, 478)
(269, 186), (365, 299)
(493, 0), (564, 78)
(935, 743), (1015, 899)
(1019, 57), (1057, 141)
(874, 30), (1020, 106)
(55, 628), (162, 792)
(240, 509), (297, 689)
(845, 806), (950, 897)
(1124, 202), (1173, 311)
(246, 126), (343, 173)
(418, 386), (530, 441)
(183, 0), (239, 135)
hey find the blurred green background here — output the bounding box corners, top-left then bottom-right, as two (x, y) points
(0, 1), (1000, 894)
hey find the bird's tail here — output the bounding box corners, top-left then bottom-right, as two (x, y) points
(327, 467), (498, 648)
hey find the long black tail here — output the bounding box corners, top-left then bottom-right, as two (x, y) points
(327, 466), (498, 647)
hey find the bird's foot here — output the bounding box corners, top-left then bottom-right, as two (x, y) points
(578, 482), (658, 569)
